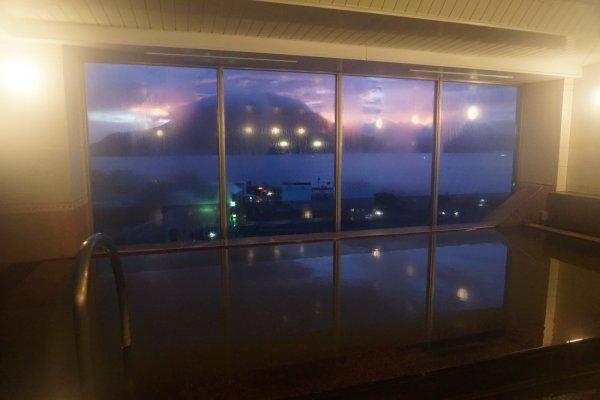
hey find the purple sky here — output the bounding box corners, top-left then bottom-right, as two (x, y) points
(86, 63), (517, 143)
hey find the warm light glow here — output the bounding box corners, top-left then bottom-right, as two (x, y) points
(312, 140), (323, 148)
(411, 115), (420, 125)
(595, 89), (600, 107)
(567, 338), (584, 343)
(467, 105), (479, 120)
(243, 125), (253, 135)
(2, 58), (41, 95)
(374, 117), (383, 129)
(303, 209), (313, 219)
(296, 127), (306, 135)
(406, 265), (415, 277)
(155, 129), (164, 137)
(372, 248), (382, 258)
(270, 126), (281, 135)
(278, 140), (289, 148)
(456, 288), (469, 301)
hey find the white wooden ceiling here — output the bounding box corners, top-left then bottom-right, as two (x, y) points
(1, 0), (599, 77)
(258, 0), (600, 38)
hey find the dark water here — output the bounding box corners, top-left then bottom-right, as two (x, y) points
(87, 227), (600, 398)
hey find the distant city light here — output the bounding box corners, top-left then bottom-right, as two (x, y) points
(373, 209), (384, 216)
(156, 129), (164, 137)
(278, 140), (289, 148)
(303, 209), (313, 219)
(372, 248), (382, 258)
(2, 58), (40, 95)
(374, 117), (384, 129)
(208, 231), (217, 239)
(296, 127), (306, 135)
(243, 125), (253, 135)
(267, 191), (273, 196)
(229, 200), (236, 207)
(440, 211), (446, 216)
(411, 115), (420, 125)
(456, 288), (469, 301)
(453, 211), (460, 217)
(270, 126), (281, 135)
(312, 140), (323, 148)
(467, 105), (479, 120)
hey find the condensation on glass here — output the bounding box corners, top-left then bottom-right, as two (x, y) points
(341, 76), (436, 230)
(438, 82), (518, 225)
(85, 63), (220, 245)
(224, 69), (336, 238)
(84, 61), (519, 246)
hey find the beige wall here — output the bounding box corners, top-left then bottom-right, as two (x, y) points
(566, 62), (600, 196)
(517, 79), (573, 189)
(0, 39), (89, 263)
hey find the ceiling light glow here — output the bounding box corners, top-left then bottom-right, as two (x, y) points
(467, 105), (479, 120)
(2, 58), (41, 95)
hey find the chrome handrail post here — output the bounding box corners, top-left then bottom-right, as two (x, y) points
(73, 233), (132, 399)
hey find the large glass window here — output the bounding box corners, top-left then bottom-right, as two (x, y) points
(224, 70), (336, 237)
(85, 64), (220, 245)
(438, 83), (517, 224)
(85, 60), (519, 246)
(342, 77), (435, 230)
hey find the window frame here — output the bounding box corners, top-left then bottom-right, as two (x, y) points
(71, 46), (521, 252)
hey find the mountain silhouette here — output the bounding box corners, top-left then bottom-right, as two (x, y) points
(344, 119), (433, 153)
(89, 92), (515, 156)
(443, 120), (515, 152)
(89, 91), (335, 156)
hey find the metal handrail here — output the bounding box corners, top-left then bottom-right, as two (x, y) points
(73, 233), (132, 399)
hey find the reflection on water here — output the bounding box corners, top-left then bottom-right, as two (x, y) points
(340, 235), (429, 345)
(119, 230), (510, 366)
(93, 227), (600, 397)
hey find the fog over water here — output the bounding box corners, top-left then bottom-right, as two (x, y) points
(91, 151), (513, 199)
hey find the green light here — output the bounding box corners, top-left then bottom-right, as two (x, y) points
(199, 205), (216, 214)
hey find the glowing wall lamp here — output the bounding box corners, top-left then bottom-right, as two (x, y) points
(2, 58), (41, 95)
(466, 105), (479, 120)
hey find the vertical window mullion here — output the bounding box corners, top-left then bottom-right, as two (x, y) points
(431, 78), (443, 228)
(217, 67), (228, 239)
(335, 73), (343, 233)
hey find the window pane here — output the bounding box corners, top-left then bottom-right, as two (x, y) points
(85, 64), (220, 245)
(224, 70), (336, 237)
(342, 76), (435, 230)
(438, 83), (517, 224)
